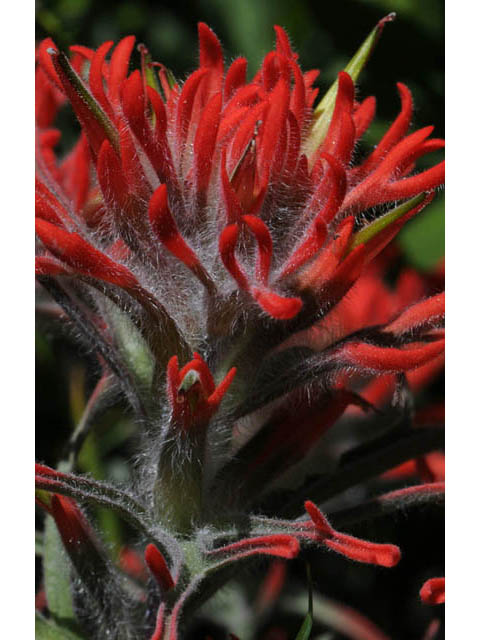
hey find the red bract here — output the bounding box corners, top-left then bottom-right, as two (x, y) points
(166, 353), (236, 432)
(145, 543), (176, 593)
(420, 577), (445, 605)
(207, 534), (300, 561)
(36, 23), (443, 322)
(302, 501), (401, 567)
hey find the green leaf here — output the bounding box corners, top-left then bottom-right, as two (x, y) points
(35, 530), (44, 557)
(304, 13), (395, 156)
(43, 515), (75, 623)
(347, 193), (425, 253)
(52, 50), (119, 152)
(35, 612), (85, 640)
(294, 612), (313, 640)
(42, 461), (75, 624)
(294, 562), (314, 639)
(164, 66), (177, 90)
(137, 44), (161, 93)
(102, 298), (155, 389)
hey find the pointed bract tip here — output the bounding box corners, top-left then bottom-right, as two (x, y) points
(381, 12), (396, 25)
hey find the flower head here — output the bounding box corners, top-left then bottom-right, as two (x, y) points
(36, 20), (444, 639)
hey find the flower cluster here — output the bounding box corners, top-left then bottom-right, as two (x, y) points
(35, 19), (444, 639)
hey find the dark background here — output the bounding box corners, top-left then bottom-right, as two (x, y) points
(36, 1), (445, 637)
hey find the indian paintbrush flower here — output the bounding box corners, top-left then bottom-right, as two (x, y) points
(35, 17), (445, 639)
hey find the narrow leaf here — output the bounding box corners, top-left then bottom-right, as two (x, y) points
(347, 193), (425, 253)
(35, 612), (85, 640)
(102, 299), (155, 390)
(43, 510), (75, 622)
(43, 461), (75, 624)
(305, 14), (395, 156)
(35, 529), (44, 556)
(138, 44), (161, 93)
(295, 612), (313, 640)
(50, 49), (119, 153)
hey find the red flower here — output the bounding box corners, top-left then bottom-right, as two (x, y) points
(302, 501), (401, 567)
(166, 353), (236, 432)
(36, 23), (443, 322)
(35, 22), (444, 441)
(35, 21), (444, 639)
